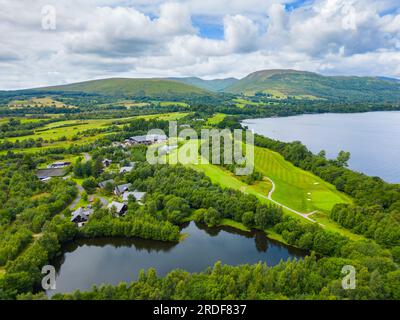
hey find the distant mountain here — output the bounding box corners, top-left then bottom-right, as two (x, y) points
(31, 78), (209, 98)
(377, 76), (400, 83)
(224, 69), (400, 101)
(3, 70), (400, 103)
(168, 77), (239, 92)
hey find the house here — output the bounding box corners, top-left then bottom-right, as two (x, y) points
(122, 190), (146, 203)
(36, 168), (66, 180)
(107, 201), (127, 216)
(102, 159), (112, 167)
(127, 134), (168, 146)
(70, 207), (94, 227)
(119, 162), (136, 174)
(48, 161), (71, 169)
(98, 179), (114, 189)
(114, 183), (132, 195)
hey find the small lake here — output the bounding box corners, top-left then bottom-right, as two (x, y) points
(48, 221), (305, 296)
(242, 111), (400, 183)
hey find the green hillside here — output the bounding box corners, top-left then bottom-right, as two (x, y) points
(35, 78), (209, 98)
(225, 69), (400, 102)
(169, 77), (239, 92)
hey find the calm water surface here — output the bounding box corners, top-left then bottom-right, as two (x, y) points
(48, 222), (305, 296)
(243, 111), (400, 183)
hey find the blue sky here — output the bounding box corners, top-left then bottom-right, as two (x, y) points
(0, 0), (399, 89)
(192, 16), (225, 40)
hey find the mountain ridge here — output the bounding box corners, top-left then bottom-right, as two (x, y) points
(223, 69), (400, 101)
(2, 70), (400, 102)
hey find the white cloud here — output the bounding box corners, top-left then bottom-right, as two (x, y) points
(0, 0), (399, 89)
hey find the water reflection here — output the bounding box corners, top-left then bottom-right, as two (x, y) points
(48, 221), (306, 296)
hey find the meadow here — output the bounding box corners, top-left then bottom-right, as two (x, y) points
(206, 113), (226, 125)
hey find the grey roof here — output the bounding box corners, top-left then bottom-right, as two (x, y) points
(70, 207), (93, 222)
(36, 168), (66, 179)
(107, 201), (126, 213)
(122, 190), (146, 202)
(49, 161), (71, 168)
(130, 134), (167, 143)
(119, 166), (134, 173)
(115, 183), (132, 194)
(98, 179), (114, 188)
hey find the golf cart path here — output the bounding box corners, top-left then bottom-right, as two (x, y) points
(261, 176), (317, 223)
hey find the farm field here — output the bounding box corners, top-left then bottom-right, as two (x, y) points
(233, 98), (264, 108)
(207, 113), (226, 125)
(0, 112), (188, 153)
(158, 101), (190, 108)
(8, 97), (75, 109)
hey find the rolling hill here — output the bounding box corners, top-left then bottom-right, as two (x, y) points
(3, 70), (400, 103)
(33, 78), (210, 98)
(168, 77), (239, 92)
(224, 69), (400, 101)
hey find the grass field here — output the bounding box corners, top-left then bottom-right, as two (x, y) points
(171, 139), (362, 240)
(158, 101), (190, 108)
(8, 97), (75, 109)
(207, 113), (226, 125)
(233, 98), (263, 108)
(193, 158), (362, 240)
(253, 146), (352, 213)
(174, 140), (350, 214)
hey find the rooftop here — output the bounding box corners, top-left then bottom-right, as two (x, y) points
(122, 190), (146, 202)
(107, 201), (126, 213)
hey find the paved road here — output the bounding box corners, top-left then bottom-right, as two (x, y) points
(67, 153), (91, 210)
(69, 184), (84, 210)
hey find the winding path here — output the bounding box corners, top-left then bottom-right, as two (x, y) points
(69, 184), (84, 210)
(68, 153), (91, 210)
(260, 176), (317, 223)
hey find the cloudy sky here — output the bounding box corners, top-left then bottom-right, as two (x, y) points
(0, 0), (399, 89)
